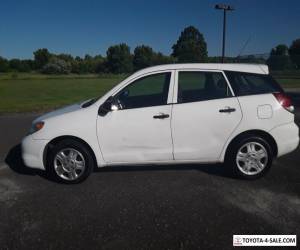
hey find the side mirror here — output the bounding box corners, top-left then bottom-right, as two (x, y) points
(98, 96), (122, 116)
(98, 96), (113, 116)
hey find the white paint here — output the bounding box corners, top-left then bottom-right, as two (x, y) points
(172, 97), (242, 161)
(257, 104), (273, 119)
(21, 64), (299, 173)
(98, 105), (173, 163)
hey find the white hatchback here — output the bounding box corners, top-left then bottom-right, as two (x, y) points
(22, 64), (299, 183)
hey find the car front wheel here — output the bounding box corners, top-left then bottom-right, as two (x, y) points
(47, 139), (94, 183)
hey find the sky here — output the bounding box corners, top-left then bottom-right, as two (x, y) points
(0, 0), (299, 59)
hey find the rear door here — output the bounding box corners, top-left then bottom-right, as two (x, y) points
(171, 70), (242, 161)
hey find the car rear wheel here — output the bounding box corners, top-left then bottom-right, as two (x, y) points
(47, 139), (94, 184)
(225, 136), (273, 179)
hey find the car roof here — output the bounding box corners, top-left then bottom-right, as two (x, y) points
(133, 63), (269, 76)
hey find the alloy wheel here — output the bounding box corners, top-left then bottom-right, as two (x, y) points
(54, 148), (86, 181)
(236, 142), (268, 176)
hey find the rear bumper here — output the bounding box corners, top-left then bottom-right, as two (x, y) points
(269, 122), (299, 157)
(21, 135), (49, 170)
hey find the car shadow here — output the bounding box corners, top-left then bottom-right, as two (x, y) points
(5, 144), (47, 178)
(95, 162), (233, 179)
(5, 144), (233, 181)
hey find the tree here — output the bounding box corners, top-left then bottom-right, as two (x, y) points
(235, 55), (266, 64)
(70, 55), (106, 74)
(289, 39), (300, 68)
(152, 52), (176, 65)
(106, 44), (133, 73)
(84, 54), (104, 73)
(267, 44), (292, 70)
(22, 59), (34, 72)
(0, 57), (9, 72)
(172, 26), (208, 63)
(93, 55), (107, 73)
(34, 48), (52, 69)
(70, 56), (86, 74)
(57, 53), (74, 63)
(9, 59), (32, 72)
(42, 57), (71, 74)
(133, 45), (155, 70)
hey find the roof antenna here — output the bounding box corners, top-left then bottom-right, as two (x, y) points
(237, 36), (251, 58)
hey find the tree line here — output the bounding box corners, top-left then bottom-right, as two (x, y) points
(0, 26), (299, 74)
(266, 41), (300, 70)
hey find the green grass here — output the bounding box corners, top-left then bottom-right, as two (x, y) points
(273, 78), (300, 88)
(0, 75), (125, 113)
(0, 73), (299, 113)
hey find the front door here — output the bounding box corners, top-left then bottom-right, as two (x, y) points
(97, 71), (174, 163)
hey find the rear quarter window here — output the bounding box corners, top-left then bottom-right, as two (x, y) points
(224, 71), (283, 96)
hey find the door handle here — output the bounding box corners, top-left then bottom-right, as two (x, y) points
(219, 107), (236, 113)
(153, 113), (170, 119)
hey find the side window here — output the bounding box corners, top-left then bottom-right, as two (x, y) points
(225, 71), (283, 96)
(116, 72), (171, 109)
(177, 71), (232, 103)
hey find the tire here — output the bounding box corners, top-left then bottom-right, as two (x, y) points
(225, 136), (273, 180)
(47, 139), (95, 184)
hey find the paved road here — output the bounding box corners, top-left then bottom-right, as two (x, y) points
(0, 109), (300, 249)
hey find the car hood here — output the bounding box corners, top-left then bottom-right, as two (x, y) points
(33, 100), (89, 123)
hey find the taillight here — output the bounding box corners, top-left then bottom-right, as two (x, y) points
(273, 92), (295, 113)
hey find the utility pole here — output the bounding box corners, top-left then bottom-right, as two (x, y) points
(215, 4), (234, 63)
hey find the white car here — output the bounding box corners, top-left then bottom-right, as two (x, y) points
(22, 64), (299, 183)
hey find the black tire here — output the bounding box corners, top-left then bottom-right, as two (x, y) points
(225, 136), (273, 180)
(47, 139), (95, 184)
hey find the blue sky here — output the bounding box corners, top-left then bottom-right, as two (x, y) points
(0, 0), (299, 59)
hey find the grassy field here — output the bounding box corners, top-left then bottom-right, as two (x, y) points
(0, 74), (126, 113)
(0, 73), (299, 113)
(273, 78), (300, 87)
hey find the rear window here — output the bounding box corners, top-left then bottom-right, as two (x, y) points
(225, 71), (283, 96)
(178, 71), (232, 103)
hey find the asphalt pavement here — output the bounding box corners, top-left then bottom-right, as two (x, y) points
(0, 97), (300, 249)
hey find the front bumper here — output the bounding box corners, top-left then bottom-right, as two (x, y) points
(269, 122), (299, 157)
(22, 135), (49, 170)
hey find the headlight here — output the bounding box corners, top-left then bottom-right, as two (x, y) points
(29, 121), (45, 134)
